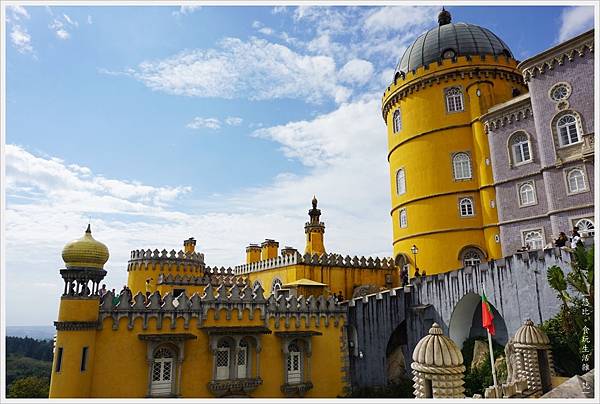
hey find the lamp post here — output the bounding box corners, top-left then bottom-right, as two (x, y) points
(411, 244), (419, 276)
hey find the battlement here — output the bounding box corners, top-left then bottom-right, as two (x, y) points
(234, 252), (395, 275)
(129, 248), (205, 263)
(98, 283), (346, 331)
(158, 266), (246, 288)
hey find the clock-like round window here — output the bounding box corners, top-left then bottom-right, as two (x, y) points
(549, 82), (571, 102)
(442, 48), (456, 59)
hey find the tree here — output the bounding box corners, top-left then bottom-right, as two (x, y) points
(7, 376), (49, 398)
(545, 245), (594, 375)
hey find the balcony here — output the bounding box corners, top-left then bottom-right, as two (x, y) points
(207, 378), (262, 397)
(281, 381), (314, 397)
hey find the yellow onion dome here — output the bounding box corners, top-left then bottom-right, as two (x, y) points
(61, 224), (109, 269)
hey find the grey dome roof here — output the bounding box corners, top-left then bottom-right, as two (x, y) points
(395, 19), (513, 75)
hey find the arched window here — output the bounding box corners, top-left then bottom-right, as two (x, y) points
(393, 109), (402, 133)
(459, 198), (474, 217)
(445, 87), (464, 112)
(556, 114), (581, 146)
(453, 153), (472, 180)
(215, 340), (231, 380)
(287, 342), (303, 384)
(575, 218), (594, 238)
(523, 230), (544, 250)
(519, 182), (536, 206)
(237, 340), (249, 378)
(396, 168), (406, 195)
(462, 249), (482, 267)
(151, 347), (175, 396)
(399, 209), (407, 228)
(567, 168), (586, 193)
(510, 132), (532, 165)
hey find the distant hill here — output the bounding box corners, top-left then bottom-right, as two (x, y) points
(6, 326), (55, 341)
(6, 336), (53, 398)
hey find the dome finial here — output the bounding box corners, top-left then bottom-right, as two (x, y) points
(438, 7), (451, 26)
(86, 223), (91, 234)
(312, 195), (318, 209)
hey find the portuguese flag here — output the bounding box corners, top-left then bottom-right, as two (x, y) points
(482, 291), (496, 336)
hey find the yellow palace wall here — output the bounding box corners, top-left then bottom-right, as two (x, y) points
(383, 56), (527, 274)
(51, 310), (346, 398)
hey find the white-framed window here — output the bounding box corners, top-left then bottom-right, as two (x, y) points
(453, 153), (472, 180)
(509, 132), (532, 165)
(518, 182), (536, 206)
(445, 87), (464, 112)
(237, 340), (248, 379)
(523, 229), (544, 250)
(396, 168), (406, 195)
(459, 198), (474, 217)
(567, 168), (587, 193)
(549, 82), (571, 102)
(399, 209), (407, 228)
(393, 109), (402, 133)
(215, 340), (231, 381)
(574, 218), (594, 237)
(151, 347), (175, 396)
(556, 114), (581, 146)
(287, 342), (302, 384)
(462, 249), (482, 267)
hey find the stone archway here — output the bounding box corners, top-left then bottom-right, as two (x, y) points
(385, 321), (408, 384)
(449, 292), (508, 349)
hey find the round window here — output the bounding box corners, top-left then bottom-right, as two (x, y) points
(549, 83), (570, 102)
(442, 49), (456, 59)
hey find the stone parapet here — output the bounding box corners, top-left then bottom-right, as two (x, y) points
(234, 252), (395, 275)
(98, 283), (346, 331)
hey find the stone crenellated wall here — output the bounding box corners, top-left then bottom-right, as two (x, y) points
(234, 252), (395, 275)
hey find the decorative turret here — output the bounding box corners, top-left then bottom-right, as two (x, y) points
(61, 224), (109, 270)
(184, 237), (196, 254)
(411, 323), (465, 398)
(511, 319), (555, 395)
(304, 196), (326, 255)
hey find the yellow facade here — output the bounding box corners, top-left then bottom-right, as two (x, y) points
(382, 55), (527, 275)
(50, 200), (395, 398)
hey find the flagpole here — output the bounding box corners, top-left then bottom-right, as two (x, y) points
(483, 283), (499, 395)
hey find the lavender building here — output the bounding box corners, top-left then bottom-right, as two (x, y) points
(482, 30), (594, 256)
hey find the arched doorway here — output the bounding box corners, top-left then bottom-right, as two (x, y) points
(449, 292), (508, 349)
(385, 321), (408, 384)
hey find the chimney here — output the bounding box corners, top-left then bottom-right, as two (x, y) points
(183, 237), (196, 254)
(260, 239), (279, 260)
(245, 244), (261, 264)
(281, 246), (298, 256)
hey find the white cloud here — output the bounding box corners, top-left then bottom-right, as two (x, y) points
(10, 25), (33, 54)
(252, 20), (262, 28)
(259, 27), (274, 35)
(272, 6), (287, 14)
(87, 15), (93, 24)
(225, 116), (243, 126)
(558, 6), (594, 42)
(8, 5), (30, 21)
(49, 17), (76, 40)
(173, 5), (202, 16)
(379, 68), (395, 87)
(128, 37), (350, 104)
(339, 59), (374, 86)
(186, 117), (222, 130)
(363, 6), (437, 34)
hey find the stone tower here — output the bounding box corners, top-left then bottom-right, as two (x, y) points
(49, 225), (109, 397)
(512, 319), (555, 395)
(411, 323), (466, 398)
(381, 8), (528, 275)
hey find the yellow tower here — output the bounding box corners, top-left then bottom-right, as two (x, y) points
(304, 196), (326, 255)
(382, 9), (527, 275)
(50, 225), (109, 397)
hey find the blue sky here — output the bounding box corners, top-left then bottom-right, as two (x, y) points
(3, 3), (596, 325)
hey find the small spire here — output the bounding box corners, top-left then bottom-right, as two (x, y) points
(85, 223), (91, 234)
(438, 7), (451, 26)
(312, 195), (318, 209)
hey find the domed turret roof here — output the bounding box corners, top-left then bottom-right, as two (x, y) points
(513, 319), (550, 347)
(395, 9), (513, 75)
(412, 323), (464, 369)
(61, 225), (109, 269)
